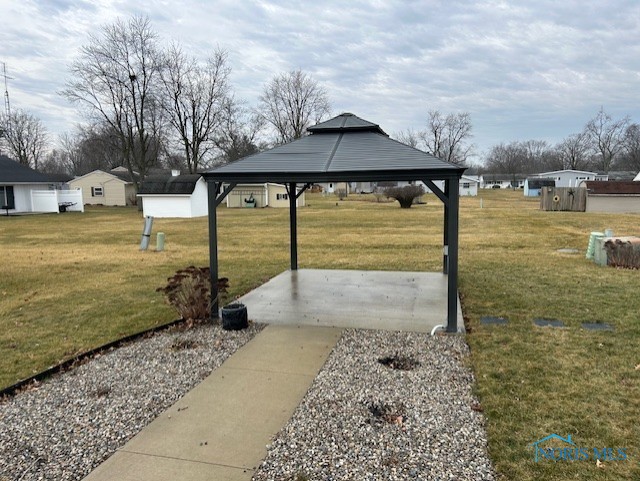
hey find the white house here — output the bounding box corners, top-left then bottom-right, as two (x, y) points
(226, 183), (305, 208)
(634, 171), (640, 181)
(0, 155), (79, 214)
(533, 169), (606, 188)
(422, 176), (479, 196)
(138, 174), (208, 218)
(480, 174), (525, 189)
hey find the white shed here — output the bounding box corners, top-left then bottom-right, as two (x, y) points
(138, 174), (208, 218)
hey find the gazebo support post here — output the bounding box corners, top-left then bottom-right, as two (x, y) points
(445, 177), (459, 332)
(206, 181), (236, 321)
(443, 180), (450, 274)
(208, 181), (222, 320)
(287, 182), (298, 270)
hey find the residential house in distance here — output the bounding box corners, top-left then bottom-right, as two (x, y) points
(533, 169), (606, 187)
(0, 155), (78, 213)
(524, 178), (555, 196)
(634, 171), (640, 181)
(606, 171), (637, 181)
(480, 174), (525, 189)
(423, 175), (479, 196)
(225, 183), (305, 208)
(68, 167), (137, 206)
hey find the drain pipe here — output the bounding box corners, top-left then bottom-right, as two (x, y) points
(430, 324), (445, 336)
(140, 216), (153, 250)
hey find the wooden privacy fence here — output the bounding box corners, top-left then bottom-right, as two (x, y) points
(540, 187), (586, 211)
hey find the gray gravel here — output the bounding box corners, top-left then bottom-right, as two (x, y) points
(0, 321), (263, 481)
(252, 329), (495, 481)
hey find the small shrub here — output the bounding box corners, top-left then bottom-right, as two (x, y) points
(367, 401), (405, 425)
(378, 353), (420, 370)
(335, 188), (347, 200)
(384, 185), (425, 208)
(156, 266), (229, 321)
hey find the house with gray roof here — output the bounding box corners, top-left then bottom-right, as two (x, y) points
(0, 155), (74, 213)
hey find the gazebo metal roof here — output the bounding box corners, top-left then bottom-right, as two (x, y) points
(202, 112), (465, 332)
(206, 113), (463, 183)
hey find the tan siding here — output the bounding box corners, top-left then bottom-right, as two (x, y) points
(68, 171), (129, 206)
(586, 196), (640, 213)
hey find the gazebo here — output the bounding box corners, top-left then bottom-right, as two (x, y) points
(202, 113), (465, 332)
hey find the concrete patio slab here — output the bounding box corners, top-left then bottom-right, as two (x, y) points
(82, 325), (342, 481)
(236, 269), (463, 333)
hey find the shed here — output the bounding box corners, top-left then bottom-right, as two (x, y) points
(138, 174), (207, 218)
(202, 113), (465, 332)
(583, 181), (640, 213)
(524, 178), (555, 196)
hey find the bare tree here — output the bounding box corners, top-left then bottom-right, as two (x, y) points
(485, 142), (527, 178)
(584, 107), (629, 172)
(620, 123), (640, 172)
(421, 110), (474, 165)
(393, 129), (421, 148)
(555, 132), (590, 171)
(0, 109), (49, 170)
(214, 98), (264, 164)
(160, 46), (231, 173)
(257, 69), (331, 144)
(61, 15), (163, 190)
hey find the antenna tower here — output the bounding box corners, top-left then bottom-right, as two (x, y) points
(3, 62), (12, 117)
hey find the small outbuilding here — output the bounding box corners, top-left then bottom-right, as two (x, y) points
(582, 181), (640, 213)
(524, 177), (555, 196)
(138, 174), (208, 218)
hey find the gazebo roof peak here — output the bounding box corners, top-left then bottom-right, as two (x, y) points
(307, 112), (387, 136)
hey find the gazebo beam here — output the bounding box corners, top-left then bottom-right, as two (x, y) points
(443, 180), (450, 274)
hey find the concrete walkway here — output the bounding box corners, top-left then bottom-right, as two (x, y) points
(82, 325), (342, 481)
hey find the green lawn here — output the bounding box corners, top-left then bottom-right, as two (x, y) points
(0, 190), (638, 479)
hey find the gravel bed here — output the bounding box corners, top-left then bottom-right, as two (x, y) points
(0, 321), (263, 481)
(252, 329), (496, 481)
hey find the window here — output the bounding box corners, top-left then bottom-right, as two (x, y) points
(91, 186), (103, 197)
(462, 183), (470, 189)
(276, 193), (289, 200)
(0, 186), (15, 209)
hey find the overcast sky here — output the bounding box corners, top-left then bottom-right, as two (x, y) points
(2, 0), (640, 162)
